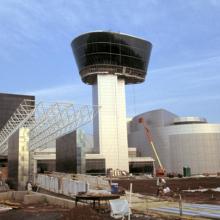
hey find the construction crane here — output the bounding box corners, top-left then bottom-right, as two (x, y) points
(138, 117), (166, 176)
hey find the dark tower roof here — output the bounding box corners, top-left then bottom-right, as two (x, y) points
(71, 31), (152, 84)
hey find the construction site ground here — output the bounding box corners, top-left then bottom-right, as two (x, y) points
(0, 176), (220, 219)
(115, 176), (220, 204)
(0, 203), (69, 220)
(114, 176), (220, 219)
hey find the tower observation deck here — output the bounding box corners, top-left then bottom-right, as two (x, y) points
(71, 31), (152, 172)
(72, 31), (152, 84)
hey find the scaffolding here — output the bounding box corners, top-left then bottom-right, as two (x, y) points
(0, 99), (99, 154)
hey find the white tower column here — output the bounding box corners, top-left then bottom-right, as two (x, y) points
(93, 74), (129, 171)
(72, 31), (152, 174)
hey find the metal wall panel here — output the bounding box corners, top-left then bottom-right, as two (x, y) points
(8, 128), (29, 190)
(128, 109), (220, 174)
(170, 133), (220, 174)
(56, 131), (77, 173)
(7, 130), (19, 189)
(18, 128), (29, 190)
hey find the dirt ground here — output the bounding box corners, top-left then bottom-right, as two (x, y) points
(0, 205), (183, 220)
(61, 206), (185, 220)
(0, 203), (68, 220)
(115, 176), (220, 204)
(1, 177), (219, 220)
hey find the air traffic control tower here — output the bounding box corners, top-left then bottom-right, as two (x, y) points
(71, 32), (152, 172)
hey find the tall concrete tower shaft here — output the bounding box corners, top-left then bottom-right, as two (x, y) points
(92, 75), (128, 170)
(71, 31), (152, 172)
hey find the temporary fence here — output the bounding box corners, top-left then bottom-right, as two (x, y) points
(75, 174), (110, 190)
(37, 174), (87, 196)
(36, 173), (110, 197)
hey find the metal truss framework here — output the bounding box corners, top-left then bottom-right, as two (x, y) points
(0, 99), (99, 154)
(0, 99), (34, 154)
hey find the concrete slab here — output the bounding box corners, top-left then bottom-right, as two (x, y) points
(0, 192), (11, 200)
(0, 205), (12, 213)
(0, 191), (27, 201)
(23, 194), (46, 205)
(33, 192), (75, 209)
(1, 191), (75, 209)
(12, 191), (27, 201)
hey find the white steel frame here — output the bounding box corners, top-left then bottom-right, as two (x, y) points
(0, 99), (99, 154)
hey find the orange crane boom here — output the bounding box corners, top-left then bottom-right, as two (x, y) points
(138, 117), (165, 176)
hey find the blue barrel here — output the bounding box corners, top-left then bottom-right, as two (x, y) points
(111, 183), (119, 194)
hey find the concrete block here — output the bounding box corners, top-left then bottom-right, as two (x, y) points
(0, 191), (27, 202)
(24, 194), (46, 205)
(12, 191), (27, 201)
(0, 192), (11, 200)
(46, 196), (75, 209)
(34, 192), (75, 209)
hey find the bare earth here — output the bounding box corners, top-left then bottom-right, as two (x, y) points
(115, 176), (220, 204)
(0, 177), (220, 220)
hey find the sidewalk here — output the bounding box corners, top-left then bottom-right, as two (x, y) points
(125, 192), (220, 219)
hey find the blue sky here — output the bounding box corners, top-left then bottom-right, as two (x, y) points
(0, 0), (220, 122)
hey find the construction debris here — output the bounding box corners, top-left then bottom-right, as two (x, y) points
(0, 182), (9, 192)
(1, 200), (22, 209)
(0, 204), (12, 213)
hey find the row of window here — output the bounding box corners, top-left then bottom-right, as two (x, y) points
(76, 53), (146, 71)
(74, 42), (148, 60)
(73, 32), (149, 50)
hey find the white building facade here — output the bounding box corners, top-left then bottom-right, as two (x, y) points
(128, 109), (220, 175)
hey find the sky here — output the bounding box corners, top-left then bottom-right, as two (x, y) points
(0, 0), (220, 122)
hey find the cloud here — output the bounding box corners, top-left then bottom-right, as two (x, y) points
(22, 84), (91, 104)
(126, 55), (220, 116)
(148, 55), (220, 90)
(1, 0), (220, 123)
(1, 0), (219, 61)
(150, 55), (220, 75)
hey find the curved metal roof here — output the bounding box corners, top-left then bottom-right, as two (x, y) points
(173, 116), (207, 125)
